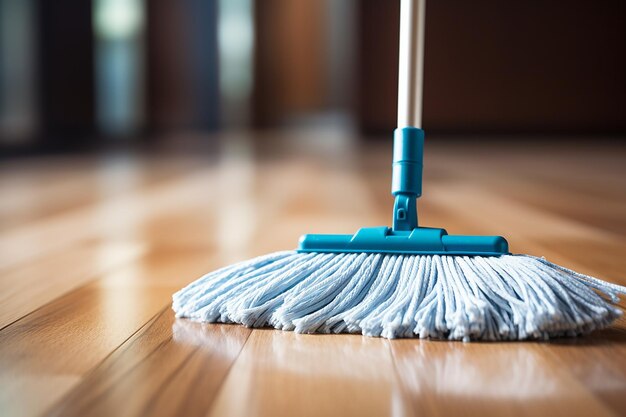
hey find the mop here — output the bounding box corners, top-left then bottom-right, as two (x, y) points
(173, 0), (626, 341)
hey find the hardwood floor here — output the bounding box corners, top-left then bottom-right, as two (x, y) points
(1, 133), (625, 417)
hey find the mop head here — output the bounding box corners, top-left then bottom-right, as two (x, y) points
(172, 252), (626, 341)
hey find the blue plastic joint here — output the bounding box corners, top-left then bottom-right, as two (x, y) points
(298, 127), (510, 256)
(392, 127), (423, 231)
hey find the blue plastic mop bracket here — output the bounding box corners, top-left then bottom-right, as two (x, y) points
(298, 227), (509, 256)
(298, 127), (510, 256)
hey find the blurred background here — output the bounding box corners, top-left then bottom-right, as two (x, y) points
(0, 0), (624, 154)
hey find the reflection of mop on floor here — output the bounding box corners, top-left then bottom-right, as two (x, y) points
(397, 346), (558, 399)
(394, 343), (626, 400)
(174, 322), (412, 416)
(172, 319), (246, 360)
(174, 319), (626, 402)
(174, 319), (396, 381)
(264, 331), (396, 380)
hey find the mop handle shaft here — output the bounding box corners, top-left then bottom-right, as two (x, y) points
(397, 0), (426, 129)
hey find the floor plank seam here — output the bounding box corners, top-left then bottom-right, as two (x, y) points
(76, 335), (186, 416)
(138, 344), (201, 417)
(203, 327), (255, 416)
(0, 253), (156, 333)
(41, 306), (172, 417)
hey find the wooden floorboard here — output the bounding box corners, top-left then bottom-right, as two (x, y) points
(0, 249), (213, 417)
(0, 241), (145, 329)
(45, 309), (251, 417)
(207, 330), (412, 417)
(1, 136), (625, 417)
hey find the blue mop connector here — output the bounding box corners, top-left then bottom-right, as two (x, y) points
(298, 127), (509, 256)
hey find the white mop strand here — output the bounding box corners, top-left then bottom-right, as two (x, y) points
(172, 252), (626, 341)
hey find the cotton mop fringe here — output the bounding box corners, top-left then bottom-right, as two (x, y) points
(172, 252), (626, 341)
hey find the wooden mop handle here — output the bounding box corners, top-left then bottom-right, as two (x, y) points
(397, 0), (426, 129)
